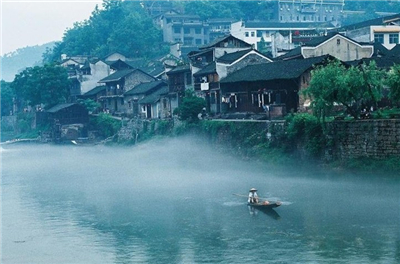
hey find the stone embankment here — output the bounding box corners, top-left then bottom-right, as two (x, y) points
(327, 119), (400, 160)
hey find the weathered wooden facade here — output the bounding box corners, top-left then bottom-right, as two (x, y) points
(98, 69), (156, 115)
(124, 80), (168, 118)
(219, 55), (331, 118)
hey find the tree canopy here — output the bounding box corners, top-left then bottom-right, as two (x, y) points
(1, 81), (15, 116)
(11, 64), (71, 109)
(303, 60), (385, 120)
(386, 64), (400, 106)
(173, 90), (206, 123)
(44, 1), (167, 63)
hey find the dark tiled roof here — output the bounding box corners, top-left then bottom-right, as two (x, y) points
(347, 56), (400, 70)
(275, 46), (303, 60)
(389, 44), (400, 57)
(139, 87), (169, 104)
(103, 51), (128, 60)
(372, 43), (391, 57)
(276, 33), (370, 60)
(217, 49), (252, 64)
(125, 80), (167, 96)
(188, 48), (213, 58)
(47, 103), (77, 113)
(338, 13), (400, 31)
(245, 21), (335, 29)
(82, 86), (106, 96)
(220, 55), (331, 84)
(193, 62), (216, 77)
(98, 69), (135, 83)
(302, 32), (361, 47)
(200, 34), (251, 50)
(167, 64), (190, 74)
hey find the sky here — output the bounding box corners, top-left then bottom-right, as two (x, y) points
(1, 0), (102, 56)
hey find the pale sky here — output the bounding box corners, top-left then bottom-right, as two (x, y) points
(1, 0), (102, 56)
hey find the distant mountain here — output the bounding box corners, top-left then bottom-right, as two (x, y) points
(1, 42), (55, 82)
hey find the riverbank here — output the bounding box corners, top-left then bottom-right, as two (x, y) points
(2, 116), (399, 176)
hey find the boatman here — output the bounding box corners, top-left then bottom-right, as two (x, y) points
(248, 188), (259, 204)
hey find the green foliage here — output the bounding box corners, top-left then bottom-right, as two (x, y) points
(372, 107), (400, 119)
(286, 113), (325, 156)
(11, 64), (70, 109)
(174, 90), (206, 123)
(386, 64), (400, 105)
(77, 98), (101, 113)
(46, 1), (167, 62)
(179, 1), (276, 20)
(90, 113), (121, 138)
(341, 156), (400, 175)
(304, 60), (384, 120)
(1, 80), (15, 116)
(15, 112), (35, 134)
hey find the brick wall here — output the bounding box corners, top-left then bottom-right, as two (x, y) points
(327, 119), (400, 160)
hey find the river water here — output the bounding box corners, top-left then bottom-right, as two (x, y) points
(1, 137), (399, 264)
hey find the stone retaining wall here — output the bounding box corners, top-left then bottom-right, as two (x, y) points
(327, 119), (400, 160)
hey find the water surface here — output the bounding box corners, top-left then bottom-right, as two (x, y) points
(2, 138), (399, 263)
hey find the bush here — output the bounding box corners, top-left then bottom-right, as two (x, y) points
(286, 113), (325, 156)
(174, 90), (205, 123)
(90, 113), (121, 138)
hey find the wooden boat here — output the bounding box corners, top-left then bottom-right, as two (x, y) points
(248, 200), (281, 210)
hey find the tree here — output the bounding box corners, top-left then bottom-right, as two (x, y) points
(1, 80), (15, 116)
(173, 90), (206, 123)
(303, 60), (384, 121)
(45, 0), (167, 61)
(386, 64), (400, 105)
(77, 98), (101, 113)
(11, 64), (71, 109)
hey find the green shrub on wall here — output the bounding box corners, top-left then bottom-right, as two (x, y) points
(90, 113), (121, 138)
(286, 113), (325, 157)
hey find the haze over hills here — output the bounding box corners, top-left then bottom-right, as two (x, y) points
(1, 42), (55, 82)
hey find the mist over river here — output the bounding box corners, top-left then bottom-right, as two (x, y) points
(1, 137), (399, 263)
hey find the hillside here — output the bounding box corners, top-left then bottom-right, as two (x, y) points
(1, 42), (55, 82)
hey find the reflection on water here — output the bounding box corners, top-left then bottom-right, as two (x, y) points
(1, 138), (400, 263)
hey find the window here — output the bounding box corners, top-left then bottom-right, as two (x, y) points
(374, 33), (384, 44)
(251, 31), (255, 37)
(389, 33), (399, 44)
(184, 28), (190, 34)
(195, 28), (201, 34)
(195, 39), (202, 45)
(245, 32), (249, 37)
(257, 30), (263, 38)
(173, 27), (180, 34)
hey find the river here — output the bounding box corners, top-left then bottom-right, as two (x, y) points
(1, 137), (399, 263)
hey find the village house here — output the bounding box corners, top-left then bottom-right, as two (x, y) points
(138, 86), (170, 119)
(124, 80), (168, 118)
(276, 32), (375, 61)
(36, 103), (89, 142)
(219, 55), (332, 118)
(336, 13), (400, 50)
(59, 55), (111, 101)
(98, 69), (156, 115)
(230, 20), (336, 57)
(277, 0), (345, 27)
(188, 35), (272, 114)
(166, 64), (192, 114)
